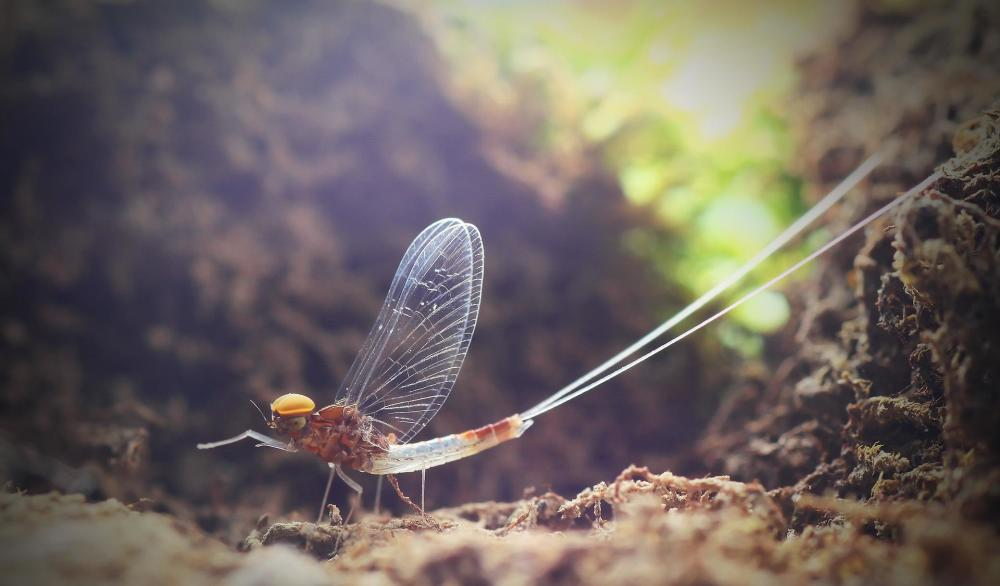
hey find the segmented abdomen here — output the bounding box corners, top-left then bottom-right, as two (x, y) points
(363, 415), (533, 474)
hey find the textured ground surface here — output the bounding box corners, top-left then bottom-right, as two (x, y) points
(1, 1), (999, 585)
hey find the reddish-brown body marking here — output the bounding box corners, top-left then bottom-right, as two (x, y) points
(288, 405), (387, 471)
(462, 417), (516, 443)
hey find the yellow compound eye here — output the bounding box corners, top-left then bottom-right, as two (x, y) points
(271, 393), (315, 417)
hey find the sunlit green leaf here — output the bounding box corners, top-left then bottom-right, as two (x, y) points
(731, 290), (791, 333)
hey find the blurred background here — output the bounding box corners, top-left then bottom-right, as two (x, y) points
(1, 0), (995, 542)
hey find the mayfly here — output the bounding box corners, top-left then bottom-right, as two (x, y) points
(198, 154), (943, 521)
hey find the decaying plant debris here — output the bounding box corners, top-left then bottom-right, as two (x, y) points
(5, 460), (1000, 585)
(1, 1), (999, 584)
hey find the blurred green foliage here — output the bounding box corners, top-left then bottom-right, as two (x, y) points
(408, 0), (847, 353)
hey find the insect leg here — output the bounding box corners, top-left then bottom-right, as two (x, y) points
(421, 468), (426, 512)
(335, 465), (363, 525)
(197, 430), (293, 452)
(385, 474), (438, 528)
(374, 475), (383, 515)
(336, 465), (363, 494)
(317, 465), (336, 524)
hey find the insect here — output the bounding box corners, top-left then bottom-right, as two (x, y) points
(198, 219), (531, 520)
(198, 154), (942, 522)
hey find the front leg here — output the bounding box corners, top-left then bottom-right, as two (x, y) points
(197, 430), (296, 452)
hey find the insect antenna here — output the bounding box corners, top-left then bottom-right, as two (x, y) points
(249, 399), (269, 424)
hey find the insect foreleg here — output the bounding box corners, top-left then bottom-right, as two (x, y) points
(196, 430), (294, 452)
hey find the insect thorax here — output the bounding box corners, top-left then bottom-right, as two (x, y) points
(295, 404), (385, 470)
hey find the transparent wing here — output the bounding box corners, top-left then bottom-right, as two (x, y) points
(335, 218), (484, 443)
